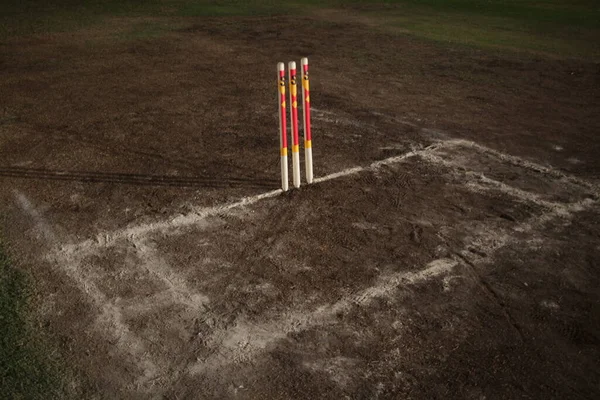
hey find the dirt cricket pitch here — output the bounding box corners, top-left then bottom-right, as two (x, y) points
(1, 12), (599, 399)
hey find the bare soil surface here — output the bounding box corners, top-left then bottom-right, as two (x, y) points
(1, 12), (599, 399)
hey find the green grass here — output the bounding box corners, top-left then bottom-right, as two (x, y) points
(0, 0), (163, 37)
(1, 1), (598, 59)
(0, 245), (70, 399)
(115, 20), (177, 41)
(176, 0), (299, 16)
(353, 0), (600, 28)
(345, 1), (600, 59)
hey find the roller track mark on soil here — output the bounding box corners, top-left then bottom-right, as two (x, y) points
(41, 136), (600, 388)
(454, 252), (525, 342)
(188, 258), (458, 375)
(54, 142), (449, 260)
(0, 166), (276, 189)
(370, 111), (420, 129)
(450, 197), (599, 346)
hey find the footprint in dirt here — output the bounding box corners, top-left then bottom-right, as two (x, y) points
(409, 225), (423, 244)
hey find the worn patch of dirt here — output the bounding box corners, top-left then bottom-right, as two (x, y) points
(1, 11), (599, 399)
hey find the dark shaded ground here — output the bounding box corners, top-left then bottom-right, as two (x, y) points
(0, 12), (599, 399)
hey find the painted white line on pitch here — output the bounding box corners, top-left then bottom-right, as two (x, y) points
(95, 303), (161, 387)
(13, 191), (104, 307)
(313, 142), (446, 184)
(53, 136), (600, 263)
(188, 191), (600, 377)
(186, 138), (600, 376)
(54, 142), (448, 259)
(312, 166), (365, 183)
(457, 197), (596, 264)
(447, 139), (600, 196)
(189, 258), (457, 375)
(13, 190), (57, 243)
(42, 140), (452, 387)
(465, 179), (567, 213)
(38, 132), (600, 386)
(419, 149), (599, 261)
(42, 245), (165, 388)
(419, 152), (569, 212)
(515, 198), (595, 231)
(14, 191), (164, 386)
(117, 291), (179, 317)
(42, 252), (161, 386)
(133, 239), (209, 310)
(54, 189), (282, 259)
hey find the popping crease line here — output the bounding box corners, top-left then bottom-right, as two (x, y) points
(186, 171), (600, 376)
(54, 141), (449, 258)
(419, 152), (570, 212)
(188, 258), (458, 375)
(53, 138), (600, 260)
(13, 191), (160, 387)
(448, 139), (600, 197)
(187, 195), (600, 376)
(41, 135), (600, 387)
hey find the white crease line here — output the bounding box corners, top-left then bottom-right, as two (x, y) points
(55, 142), (449, 258)
(189, 189), (600, 376)
(447, 139), (600, 196)
(117, 291), (178, 317)
(11, 192), (131, 361)
(13, 190), (57, 243)
(41, 141), (451, 388)
(419, 152), (569, 212)
(458, 197), (596, 263)
(55, 189), (282, 258)
(42, 250), (161, 386)
(133, 239), (209, 311)
(189, 258), (457, 375)
(186, 138), (600, 375)
(43, 244), (167, 388)
(96, 303), (161, 388)
(513, 198), (595, 232)
(14, 189), (164, 387)
(466, 178), (567, 214)
(53, 136), (600, 260)
(39, 132), (600, 385)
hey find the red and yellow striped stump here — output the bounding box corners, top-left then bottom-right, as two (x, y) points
(277, 62), (288, 191)
(301, 57), (313, 184)
(288, 61), (301, 189)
